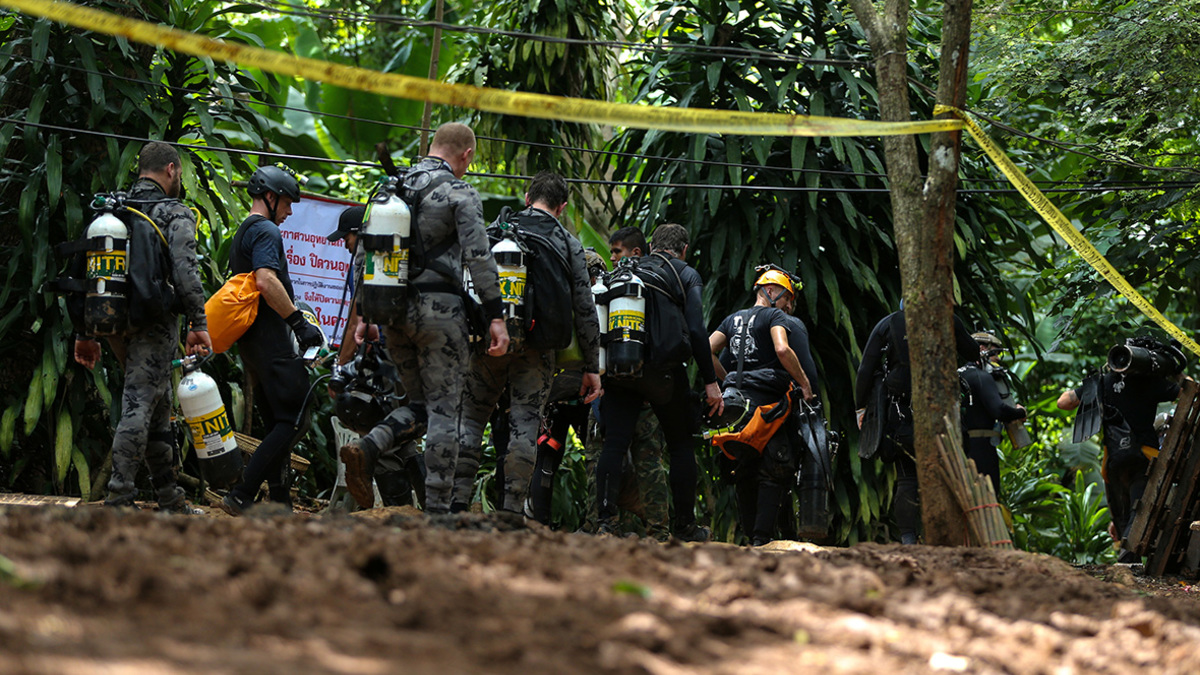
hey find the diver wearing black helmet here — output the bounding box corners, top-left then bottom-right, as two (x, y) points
(220, 164), (324, 516)
(707, 266), (816, 545)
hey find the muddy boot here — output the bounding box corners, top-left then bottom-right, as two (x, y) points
(156, 485), (199, 515)
(104, 491), (139, 509)
(673, 516), (711, 543)
(375, 470), (413, 507)
(219, 492), (250, 517)
(596, 518), (619, 537)
(340, 437), (379, 509)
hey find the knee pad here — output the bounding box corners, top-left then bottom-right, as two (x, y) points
(384, 404), (428, 445)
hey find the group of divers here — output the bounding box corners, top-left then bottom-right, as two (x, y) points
(67, 126), (1183, 552)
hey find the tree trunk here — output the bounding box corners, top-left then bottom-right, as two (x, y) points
(847, 0), (973, 545)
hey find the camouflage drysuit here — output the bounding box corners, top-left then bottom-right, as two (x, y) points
(584, 404), (670, 539)
(359, 157), (504, 514)
(452, 206), (601, 514)
(104, 178), (208, 508)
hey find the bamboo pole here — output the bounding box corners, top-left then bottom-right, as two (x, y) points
(936, 415), (1013, 549)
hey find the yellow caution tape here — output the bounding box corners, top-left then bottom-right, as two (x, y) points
(937, 105), (1200, 357)
(0, 0), (966, 138)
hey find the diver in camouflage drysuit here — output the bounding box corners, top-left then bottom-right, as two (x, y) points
(343, 123), (509, 514)
(452, 172), (603, 514)
(584, 404), (670, 539)
(74, 142), (211, 511)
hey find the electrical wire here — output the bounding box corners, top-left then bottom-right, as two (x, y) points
(11, 55), (1198, 191)
(8, 54), (888, 181)
(3, 117), (1195, 195)
(244, 0), (869, 69)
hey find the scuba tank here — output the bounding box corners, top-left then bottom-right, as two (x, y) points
(175, 355), (241, 489)
(83, 197), (130, 336)
(592, 277), (608, 376)
(360, 176), (412, 324)
(604, 259), (646, 377)
(493, 233), (527, 347)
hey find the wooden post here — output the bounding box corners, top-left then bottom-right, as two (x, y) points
(419, 0), (446, 156)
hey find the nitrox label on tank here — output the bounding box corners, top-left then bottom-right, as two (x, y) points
(86, 251), (126, 279)
(187, 408), (234, 458)
(609, 309), (644, 334)
(499, 272), (525, 303)
(365, 251), (407, 283)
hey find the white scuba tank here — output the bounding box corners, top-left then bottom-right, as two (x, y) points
(360, 182), (412, 323)
(606, 269), (645, 376)
(493, 236), (526, 345)
(176, 357), (241, 488)
(592, 278), (609, 376)
(84, 210), (129, 336)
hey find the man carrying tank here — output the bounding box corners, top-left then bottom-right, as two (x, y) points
(327, 205), (425, 507)
(595, 223), (722, 541)
(342, 122), (509, 515)
(1057, 336), (1183, 562)
(220, 164), (324, 516)
(74, 141), (212, 512)
(581, 227), (672, 538)
(708, 267), (815, 545)
(453, 171), (603, 516)
(853, 307), (980, 544)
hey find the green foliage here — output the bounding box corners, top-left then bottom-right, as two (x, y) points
(972, 0), (1200, 342)
(607, 0), (1037, 543)
(0, 0), (279, 496)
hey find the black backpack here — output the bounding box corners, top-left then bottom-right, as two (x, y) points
(633, 252), (691, 366)
(487, 208), (575, 351)
(50, 194), (177, 335)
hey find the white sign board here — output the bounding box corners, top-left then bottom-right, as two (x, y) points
(278, 195), (360, 347)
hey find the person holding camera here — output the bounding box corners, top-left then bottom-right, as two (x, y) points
(959, 332), (1026, 495)
(1057, 336), (1184, 561)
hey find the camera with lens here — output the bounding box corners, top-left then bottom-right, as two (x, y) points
(331, 343), (403, 434)
(1107, 336), (1187, 378)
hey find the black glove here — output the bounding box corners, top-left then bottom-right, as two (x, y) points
(286, 310), (324, 350)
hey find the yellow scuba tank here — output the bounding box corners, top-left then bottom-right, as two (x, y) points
(83, 205), (129, 336)
(360, 176), (412, 324)
(605, 260), (645, 377)
(493, 234), (527, 347)
(176, 355), (241, 488)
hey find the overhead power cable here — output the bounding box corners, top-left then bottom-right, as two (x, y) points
(3, 117), (1196, 196)
(11, 55), (1198, 191)
(244, 0), (868, 69)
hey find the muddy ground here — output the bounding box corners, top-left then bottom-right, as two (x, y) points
(2, 505), (1200, 674)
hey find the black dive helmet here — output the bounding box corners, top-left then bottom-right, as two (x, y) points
(247, 164), (303, 222)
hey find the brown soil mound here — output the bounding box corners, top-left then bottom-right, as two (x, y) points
(2, 506), (1200, 674)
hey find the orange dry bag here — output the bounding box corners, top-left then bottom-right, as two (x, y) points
(204, 272), (259, 353)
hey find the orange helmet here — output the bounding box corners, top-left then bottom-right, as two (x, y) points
(754, 269), (796, 296)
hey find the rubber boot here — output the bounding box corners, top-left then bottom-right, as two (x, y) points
(375, 470), (413, 507)
(340, 435), (380, 509)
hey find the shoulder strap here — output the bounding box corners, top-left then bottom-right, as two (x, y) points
(412, 170), (459, 281)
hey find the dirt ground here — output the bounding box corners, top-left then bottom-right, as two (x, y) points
(2, 505), (1200, 674)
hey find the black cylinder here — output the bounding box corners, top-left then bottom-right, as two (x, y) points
(200, 447), (243, 490)
(1108, 344), (1173, 376)
(606, 339), (644, 377)
(361, 284), (407, 325)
